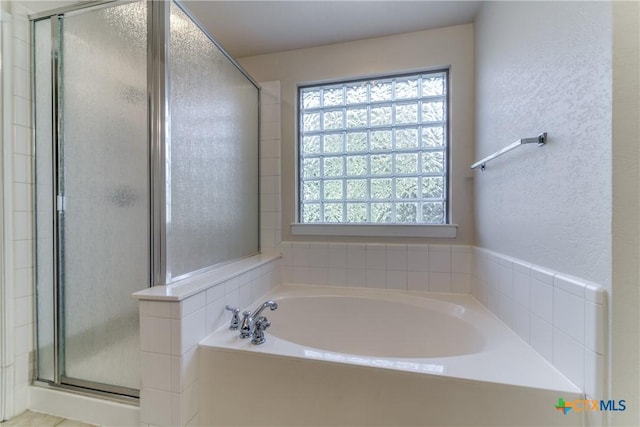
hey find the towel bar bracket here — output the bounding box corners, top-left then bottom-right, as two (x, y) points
(521, 132), (547, 146)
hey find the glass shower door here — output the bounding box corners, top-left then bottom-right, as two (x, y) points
(35, 0), (259, 399)
(58, 2), (148, 394)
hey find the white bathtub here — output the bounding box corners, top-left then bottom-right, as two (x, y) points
(200, 285), (583, 426)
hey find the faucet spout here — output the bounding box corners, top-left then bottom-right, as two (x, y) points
(251, 300), (278, 319)
(239, 300), (278, 340)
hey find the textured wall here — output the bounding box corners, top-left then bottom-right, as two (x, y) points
(474, 1), (612, 288)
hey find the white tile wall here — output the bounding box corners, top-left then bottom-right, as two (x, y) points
(138, 259), (280, 427)
(407, 244), (428, 272)
(3, 2), (35, 418)
(259, 81), (281, 253)
(280, 241), (473, 293)
(472, 247), (607, 400)
(428, 244), (451, 272)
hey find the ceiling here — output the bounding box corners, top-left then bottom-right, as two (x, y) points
(180, 1), (482, 58)
(25, 0), (482, 59)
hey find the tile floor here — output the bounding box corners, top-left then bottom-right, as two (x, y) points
(0, 411), (96, 427)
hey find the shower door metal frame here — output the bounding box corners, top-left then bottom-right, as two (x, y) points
(31, 0), (261, 400)
(148, 0), (170, 287)
(32, 0), (152, 400)
(48, 11), (63, 392)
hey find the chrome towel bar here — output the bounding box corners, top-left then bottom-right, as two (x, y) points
(471, 132), (547, 171)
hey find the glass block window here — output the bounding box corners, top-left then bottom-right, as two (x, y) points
(299, 71), (448, 224)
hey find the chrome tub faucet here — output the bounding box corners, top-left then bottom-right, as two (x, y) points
(226, 300), (278, 344)
(239, 300), (278, 340)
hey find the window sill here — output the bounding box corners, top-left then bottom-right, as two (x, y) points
(290, 223), (457, 238)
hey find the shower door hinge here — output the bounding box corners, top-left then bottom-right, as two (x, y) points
(56, 194), (66, 212)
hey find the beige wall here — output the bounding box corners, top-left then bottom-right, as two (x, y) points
(238, 24), (475, 244)
(611, 1), (640, 425)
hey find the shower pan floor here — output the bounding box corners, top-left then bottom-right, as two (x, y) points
(0, 411), (96, 427)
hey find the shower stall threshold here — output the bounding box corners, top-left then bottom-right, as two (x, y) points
(29, 384), (139, 426)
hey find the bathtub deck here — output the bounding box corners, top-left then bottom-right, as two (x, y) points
(200, 284), (582, 394)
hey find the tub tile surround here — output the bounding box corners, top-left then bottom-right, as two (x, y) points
(280, 241), (607, 402)
(135, 245), (605, 427)
(136, 257), (281, 427)
(258, 80), (282, 253)
(281, 241), (472, 294)
(472, 247), (607, 401)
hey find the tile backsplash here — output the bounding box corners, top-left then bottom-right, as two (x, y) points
(280, 241), (472, 293)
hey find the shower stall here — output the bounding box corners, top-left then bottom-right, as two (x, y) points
(32, 0), (259, 398)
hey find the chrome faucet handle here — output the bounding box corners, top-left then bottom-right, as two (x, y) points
(251, 316), (271, 345)
(239, 310), (253, 338)
(225, 305), (240, 330)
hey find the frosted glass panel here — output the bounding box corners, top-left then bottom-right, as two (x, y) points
(60, 2), (147, 390)
(169, 3), (259, 278)
(35, 18), (54, 382)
